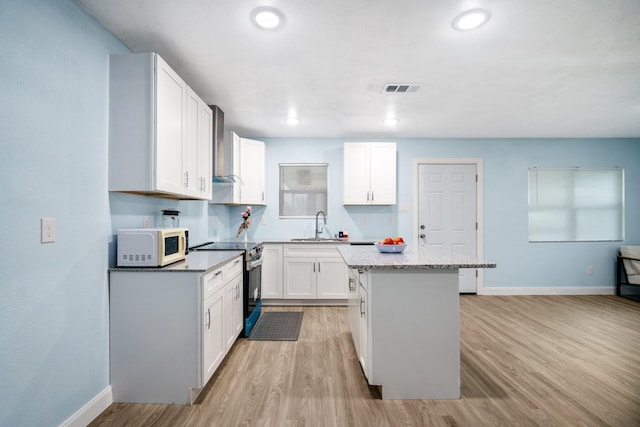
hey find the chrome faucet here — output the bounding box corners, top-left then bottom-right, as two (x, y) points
(315, 211), (327, 239)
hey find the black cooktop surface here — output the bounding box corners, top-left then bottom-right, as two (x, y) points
(190, 241), (261, 251)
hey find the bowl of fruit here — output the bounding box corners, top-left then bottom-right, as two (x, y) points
(374, 237), (407, 253)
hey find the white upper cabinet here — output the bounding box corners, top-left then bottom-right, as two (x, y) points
(211, 132), (266, 205)
(109, 52), (212, 200)
(343, 142), (396, 205)
(185, 87), (213, 199)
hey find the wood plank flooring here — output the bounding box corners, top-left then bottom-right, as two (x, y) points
(90, 296), (640, 426)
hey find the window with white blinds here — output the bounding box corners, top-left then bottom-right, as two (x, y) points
(279, 164), (328, 217)
(528, 167), (624, 242)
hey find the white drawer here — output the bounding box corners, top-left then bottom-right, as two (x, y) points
(226, 256), (244, 279)
(202, 267), (224, 299)
(283, 244), (340, 258)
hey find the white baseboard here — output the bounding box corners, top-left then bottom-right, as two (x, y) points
(479, 286), (615, 296)
(60, 385), (112, 427)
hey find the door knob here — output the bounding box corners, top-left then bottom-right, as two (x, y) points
(420, 224), (425, 229)
(420, 233), (426, 238)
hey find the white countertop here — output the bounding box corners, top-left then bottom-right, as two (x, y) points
(109, 250), (244, 273)
(338, 245), (496, 270)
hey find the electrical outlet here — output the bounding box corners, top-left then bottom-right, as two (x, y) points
(41, 218), (56, 243)
(143, 216), (151, 228)
(587, 266), (593, 275)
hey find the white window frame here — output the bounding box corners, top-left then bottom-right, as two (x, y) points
(279, 163), (329, 218)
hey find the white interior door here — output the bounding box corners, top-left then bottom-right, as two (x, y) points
(418, 163), (478, 293)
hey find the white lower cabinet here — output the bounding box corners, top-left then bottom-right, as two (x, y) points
(283, 244), (348, 299)
(225, 270), (244, 351)
(348, 268), (369, 379)
(358, 281), (369, 379)
(109, 254), (244, 404)
(202, 285), (225, 384)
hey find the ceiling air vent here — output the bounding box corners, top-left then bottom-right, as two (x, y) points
(383, 84), (421, 93)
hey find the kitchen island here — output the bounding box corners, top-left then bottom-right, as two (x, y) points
(338, 244), (496, 400)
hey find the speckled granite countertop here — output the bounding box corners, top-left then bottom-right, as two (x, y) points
(259, 238), (376, 245)
(338, 245), (497, 270)
(109, 251), (244, 273)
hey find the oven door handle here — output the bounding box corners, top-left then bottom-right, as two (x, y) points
(247, 257), (263, 270)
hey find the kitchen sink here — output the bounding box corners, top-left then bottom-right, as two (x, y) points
(290, 237), (345, 242)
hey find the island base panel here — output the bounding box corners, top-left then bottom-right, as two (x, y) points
(370, 269), (460, 400)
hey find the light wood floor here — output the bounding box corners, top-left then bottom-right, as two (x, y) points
(90, 296), (640, 426)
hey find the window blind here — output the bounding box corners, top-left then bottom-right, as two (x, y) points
(528, 167), (624, 242)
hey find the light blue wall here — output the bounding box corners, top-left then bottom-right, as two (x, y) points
(250, 138), (640, 289)
(1, 0), (639, 425)
(0, 0), (129, 425)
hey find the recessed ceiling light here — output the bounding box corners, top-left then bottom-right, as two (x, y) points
(452, 9), (491, 31)
(251, 7), (285, 30)
(384, 117), (399, 126)
(286, 116), (300, 125)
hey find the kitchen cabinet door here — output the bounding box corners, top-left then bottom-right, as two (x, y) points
(185, 87), (213, 199)
(359, 281), (369, 380)
(343, 142), (396, 205)
(343, 143), (371, 204)
(369, 143), (397, 204)
(196, 97), (213, 199)
(225, 272), (244, 351)
(155, 56), (187, 196)
(316, 257), (348, 298)
(202, 285), (225, 385)
(210, 133), (265, 205)
(262, 244), (283, 299)
(347, 269), (361, 358)
(283, 258), (316, 299)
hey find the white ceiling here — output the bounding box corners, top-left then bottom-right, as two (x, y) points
(76, 0), (640, 139)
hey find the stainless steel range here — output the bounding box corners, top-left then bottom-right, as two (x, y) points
(190, 241), (263, 336)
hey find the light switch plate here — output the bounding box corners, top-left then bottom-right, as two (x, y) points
(41, 218), (56, 243)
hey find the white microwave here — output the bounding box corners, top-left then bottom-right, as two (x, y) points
(117, 228), (188, 267)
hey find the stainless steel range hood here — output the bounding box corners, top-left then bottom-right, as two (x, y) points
(210, 105), (241, 184)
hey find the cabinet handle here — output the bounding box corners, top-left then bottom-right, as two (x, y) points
(360, 298), (365, 316)
(184, 171), (189, 187)
(214, 270), (222, 277)
(366, 191), (370, 201)
(234, 259), (241, 265)
(207, 308), (211, 329)
(348, 278), (354, 292)
(371, 191), (374, 201)
(262, 191), (264, 202)
(318, 262), (321, 272)
(313, 262), (315, 272)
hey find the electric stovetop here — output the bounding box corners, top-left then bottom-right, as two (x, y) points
(190, 241), (262, 252)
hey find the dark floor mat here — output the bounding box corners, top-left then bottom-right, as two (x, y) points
(248, 312), (303, 341)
